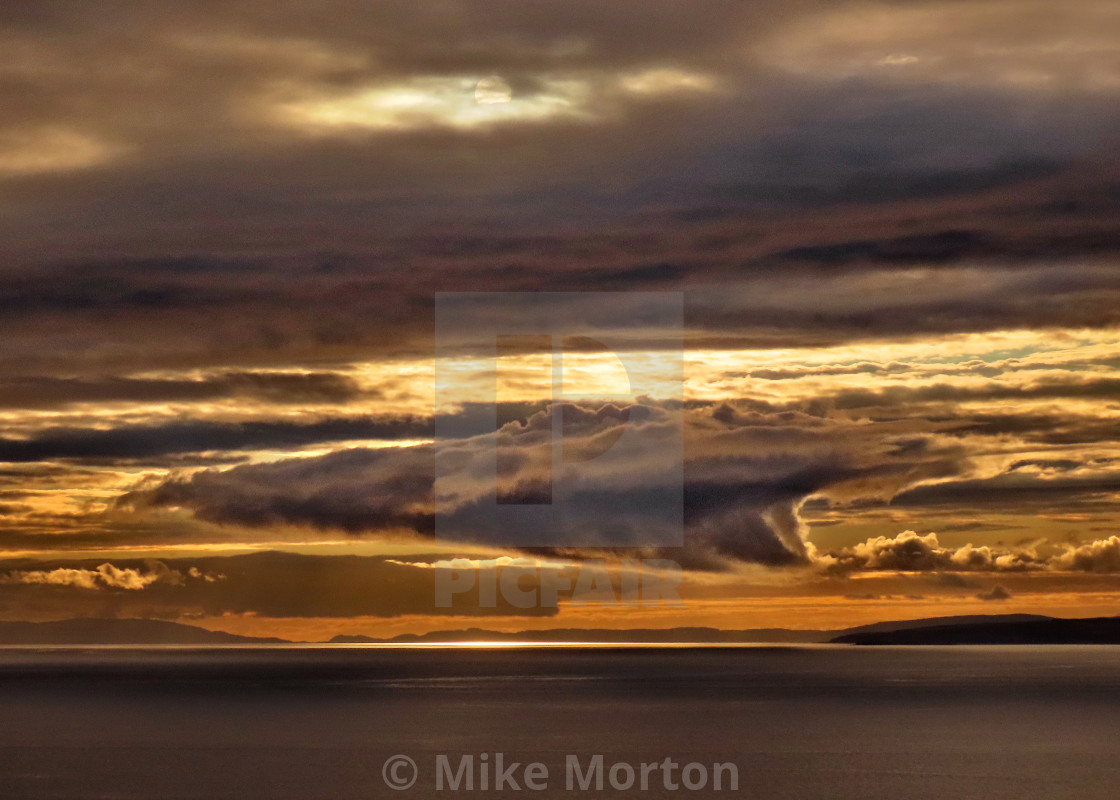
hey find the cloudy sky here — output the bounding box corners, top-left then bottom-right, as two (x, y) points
(2, 0), (1120, 639)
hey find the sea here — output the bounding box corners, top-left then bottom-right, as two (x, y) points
(0, 644), (1118, 799)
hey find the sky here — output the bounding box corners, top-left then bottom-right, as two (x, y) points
(2, 0), (1120, 640)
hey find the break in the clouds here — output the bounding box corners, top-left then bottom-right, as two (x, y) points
(1, 0), (1120, 631)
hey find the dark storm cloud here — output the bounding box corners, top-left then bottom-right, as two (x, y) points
(0, 416), (430, 463)
(787, 352), (1120, 384)
(5, 255), (1119, 379)
(0, 371), (366, 409)
(687, 264), (1120, 349)
(704, 373), (1120, 424)
(738, 362), (911, 381)
(815, 376), (1120, 412)
(0, 1), (1115, 374)
(121, 400), (973, 569)
(951, 412), (1114, 443)
(779, 229), (998, 266)
(890, 474), (1120, 510)
(121, 444), (437, 533)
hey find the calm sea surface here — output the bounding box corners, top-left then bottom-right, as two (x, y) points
(0, 645), (1118, 799)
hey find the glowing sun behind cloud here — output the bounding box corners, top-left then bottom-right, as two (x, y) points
(475, 75), (513, 105)
(277, 75), (587, 131)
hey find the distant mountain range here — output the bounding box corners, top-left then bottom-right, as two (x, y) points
(1, 613), (1119, 646)
(832, 615), (1120, 645)
(0, 618), (287, 645)
(327, 626), (832, 644)
(327, 614), (1061, 644)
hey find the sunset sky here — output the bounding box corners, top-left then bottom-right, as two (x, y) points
(2, 0), (1120, 640)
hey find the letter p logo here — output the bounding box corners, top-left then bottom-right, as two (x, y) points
(434, 292), (683, 548)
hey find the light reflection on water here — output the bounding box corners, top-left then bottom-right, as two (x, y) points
(0, 647), (1119, 799)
